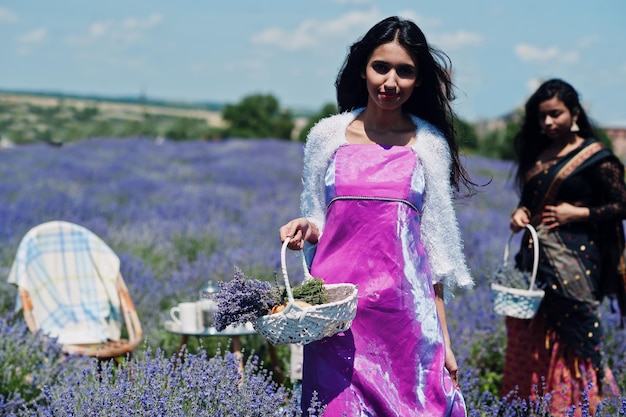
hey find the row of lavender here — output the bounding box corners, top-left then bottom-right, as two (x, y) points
(0, 137), (624, 415)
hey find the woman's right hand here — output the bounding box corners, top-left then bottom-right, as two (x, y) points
(279, 218), (319, 250)
(510, 207), (530, 232)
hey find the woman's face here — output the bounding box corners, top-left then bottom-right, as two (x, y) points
(537, 96), (578, 140)
(362, 40), (420, 112)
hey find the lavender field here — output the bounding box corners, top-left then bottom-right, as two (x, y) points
(1, 137), (625, 416)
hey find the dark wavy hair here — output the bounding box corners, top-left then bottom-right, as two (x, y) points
(335, 16), (472, 192)
(513, 78), (599, 193)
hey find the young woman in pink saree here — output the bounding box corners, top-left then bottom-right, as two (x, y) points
(279, 16), (474, 417)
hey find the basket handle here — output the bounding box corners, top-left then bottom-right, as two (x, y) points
(281, 238), (315, 301)
(280, 238), (295, 304)
(503, 224), (539, 291)
(300, 251), (313, 281)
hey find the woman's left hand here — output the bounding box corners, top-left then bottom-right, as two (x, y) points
(541, 202), (590, 230)
(445, 347), (459, 388)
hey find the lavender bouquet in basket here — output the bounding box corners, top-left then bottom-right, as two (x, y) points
(491, 264), (532, 289)
(212, 267), (328, 331)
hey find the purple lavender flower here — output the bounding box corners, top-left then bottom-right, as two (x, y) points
(37, 346), (302, 416)
(212, 267), (281, 331)
(3, 137), (626, 414)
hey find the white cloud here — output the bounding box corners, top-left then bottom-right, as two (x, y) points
(121, 13), (163, 31)
(250, 10), (479, 55)
(432, 30), (483, 50)
(251, 9), (380, 51)
(526, 77), (544, 94)
(577, 35), (599, 49)
(66, 12), (163, 48)
(515, 43), (579, 64)
(0, 6), (17, 23)
(19, 27), (47, 45)
(252, 25), (316, 50)
(16, 27), (47, 55)
(89, 21), (112, 38)
(375, 11), (478, 52)
(396, 10), (442, 29)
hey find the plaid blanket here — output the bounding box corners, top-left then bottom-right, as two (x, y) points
(7, 221), (122, 345)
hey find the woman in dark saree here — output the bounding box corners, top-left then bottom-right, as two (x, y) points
(502, 79), (626, 415)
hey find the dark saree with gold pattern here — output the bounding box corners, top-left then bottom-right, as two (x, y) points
(501, 138), (626, 415)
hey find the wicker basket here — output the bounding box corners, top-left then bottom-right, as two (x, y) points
(491, 224), (545, 319)
(254, 239), (359, 345)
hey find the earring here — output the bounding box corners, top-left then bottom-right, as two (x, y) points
(570, 121), (580, 132)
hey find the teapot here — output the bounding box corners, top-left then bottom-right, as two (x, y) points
(198, 280), (219, 329)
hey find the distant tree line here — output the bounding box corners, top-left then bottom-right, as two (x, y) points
(222, 94), (294, 139)
(213, 93), (614, 159)
(0, 92), (613, 160)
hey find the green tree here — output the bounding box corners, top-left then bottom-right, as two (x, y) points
(88, 120), (116, 138)
(454, 117), (479, 151)
(478, 119), (519, 160)
(71, 106), (99, 122)
(297, 103), (338, 142)
(162, 117), (211, 141)
(222, 94), (294, 139)
(595, 128), (613, 150)
(118, 119), (160, 138)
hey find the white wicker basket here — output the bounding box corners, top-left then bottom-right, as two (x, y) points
(254, 239), (359, 345)
(491, 224), (545, 319)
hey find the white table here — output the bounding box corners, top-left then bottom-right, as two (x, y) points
(164, 320), (284, 380)
(164, 320), (256, 357)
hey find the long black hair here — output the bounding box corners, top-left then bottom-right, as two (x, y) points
(335, 16), (472, 192)
(513, 78), (598, 193)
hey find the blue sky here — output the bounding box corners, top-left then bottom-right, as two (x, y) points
(1, 1), (625, 126)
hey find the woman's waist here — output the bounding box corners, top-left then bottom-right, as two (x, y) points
(326, 194), (421, 213)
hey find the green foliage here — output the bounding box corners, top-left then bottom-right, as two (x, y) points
(88, 119), (116, 137)
(222, 93), (295, 140)
(38, 347), (304, 416)
(455, 117), (479, 150)
(464, 387), (555, 417)
(289, 278), (328, 305)
(596, 128), (614, 150)
(477, 119), (519, 160)
(470, 109), (620, 161)
(171, 234), (218, 264)
(115, 118), (157, 137)
(4, 93), (619, 159)
(467, 327), (507, 395)
(0, 95), (222, 144)
(297, 103), (338, 142)
(164, 117), (216, 141)
(71, 106), (99, 122)
(27, 103), (62, 119)
(0, 318), (90, 412)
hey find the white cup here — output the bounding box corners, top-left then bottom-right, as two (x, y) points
(170, 302), (199, 333)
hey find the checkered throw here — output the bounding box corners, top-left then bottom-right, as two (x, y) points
(7, 221), (122, 345)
